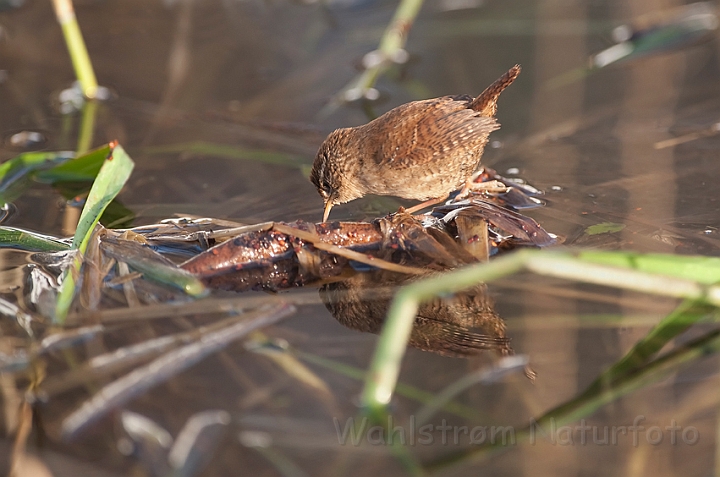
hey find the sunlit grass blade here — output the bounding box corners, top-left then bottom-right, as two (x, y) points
(0, 144), (115, 207)
(0, 151), (75, 187)
(578, 250), (720, 285)
(55, 142), (134, 323)
(70, 144), (133, 252)
(51, 0), (99, 98)
(356, 246), (720, 471)
(0, 226), (70, 252)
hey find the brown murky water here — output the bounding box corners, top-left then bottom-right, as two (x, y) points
(2, 0), (720, 475)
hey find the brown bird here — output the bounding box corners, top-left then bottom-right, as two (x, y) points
(310, 65), (521, 222)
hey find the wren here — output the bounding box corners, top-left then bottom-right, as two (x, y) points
(310, 65), (521, 222)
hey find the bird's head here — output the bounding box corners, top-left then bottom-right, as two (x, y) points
(310, 129), (365, 222)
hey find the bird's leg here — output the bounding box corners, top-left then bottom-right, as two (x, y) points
(455, 169), (509, 200)
(404, 193), (450, 215)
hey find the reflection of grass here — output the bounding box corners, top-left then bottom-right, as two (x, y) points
(142, 141), (309, 168)
(297, 350), (482, 421)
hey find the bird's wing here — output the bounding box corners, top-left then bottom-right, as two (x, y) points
(374, 96), (499, 169)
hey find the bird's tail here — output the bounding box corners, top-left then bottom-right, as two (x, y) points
(469, 65), (521, 117)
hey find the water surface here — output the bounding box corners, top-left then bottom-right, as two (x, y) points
(1, 0), (720, 475)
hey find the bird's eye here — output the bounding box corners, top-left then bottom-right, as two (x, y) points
(321, 178), (334, 197)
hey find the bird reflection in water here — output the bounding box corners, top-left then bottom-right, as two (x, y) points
(319, 269), (510, 358)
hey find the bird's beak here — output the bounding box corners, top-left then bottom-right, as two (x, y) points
(322, 200), (334, 223)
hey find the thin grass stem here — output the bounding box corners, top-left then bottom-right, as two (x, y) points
(51, 0), (99, 99)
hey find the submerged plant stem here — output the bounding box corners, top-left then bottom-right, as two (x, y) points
(61, 303), (295, 439)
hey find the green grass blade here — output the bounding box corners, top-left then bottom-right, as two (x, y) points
(55, 142), (134, 323)
(71, 144), (133, 250)
(0, 151), (75, 186)
(0, 151), (74, 203)
(587, 300), (715, 387)
(52, 0), (99, 98)
(35, 144), (109, 183)
(0, 226), (70, 252)
(101, 237), (206, 297)
(579, 250), (720, 285)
